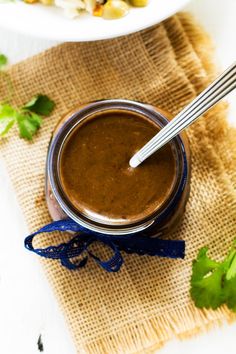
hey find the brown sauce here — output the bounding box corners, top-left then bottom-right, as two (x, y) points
(59, 110), (176, 223)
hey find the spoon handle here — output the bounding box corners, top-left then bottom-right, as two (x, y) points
(130, 62), (236, 168)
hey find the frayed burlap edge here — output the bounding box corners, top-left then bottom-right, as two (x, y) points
(82, 303), (235, 354)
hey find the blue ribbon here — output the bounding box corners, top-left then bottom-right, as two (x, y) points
(24, 218), (185, 272)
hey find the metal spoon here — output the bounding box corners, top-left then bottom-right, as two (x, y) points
(129, 62), (236, 168)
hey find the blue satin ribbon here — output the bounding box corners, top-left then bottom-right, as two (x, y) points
(24, 218), (185, 272)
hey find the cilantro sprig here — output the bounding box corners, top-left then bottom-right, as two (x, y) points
(0, 53), (55, 140)
(0, 54), (8, 70)
(191, 240), (236, 312)
(0, 94), (55, 140)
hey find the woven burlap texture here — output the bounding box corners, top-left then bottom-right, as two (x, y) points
(0, 13), (236, 354)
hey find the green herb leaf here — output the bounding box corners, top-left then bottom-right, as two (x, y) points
(0, 54), (8, 70)
(223, 274), (236, 311)
(16, 112), (42, 140)
(191, 247), (219, 281)
(0, 104), (16, 136)
(225, 243), (236, 280)
(191, 240), (236, 312)
(23, 94), (55, 116)
(0, 93), (54, 140)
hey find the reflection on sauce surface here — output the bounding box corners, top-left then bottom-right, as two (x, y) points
(59, 110), (176, 223)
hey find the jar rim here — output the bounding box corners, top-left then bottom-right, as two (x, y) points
(47, 99), (188, 235)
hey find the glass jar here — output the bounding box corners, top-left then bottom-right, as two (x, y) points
(46, 99), (191, 237)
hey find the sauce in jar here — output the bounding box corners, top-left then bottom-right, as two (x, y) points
(46, 99), (190, 235)
(59, 110), (176, 224)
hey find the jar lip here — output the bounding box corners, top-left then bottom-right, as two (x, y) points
(47, 99), (188, 235)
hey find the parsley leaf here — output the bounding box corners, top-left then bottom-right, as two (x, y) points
(0, 55), (54, 140)
(0, 104), (16, 136)
(0, 95), (55, 140)
(0, 54), (8, 70)
(191, 240), (236, 312)
(16, 111), (42, 140)
(23, 94), (55, 116)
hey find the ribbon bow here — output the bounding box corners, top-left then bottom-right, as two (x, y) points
(24, 218), (185, 272)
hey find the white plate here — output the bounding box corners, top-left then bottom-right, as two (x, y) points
(0, 0), (191, 42)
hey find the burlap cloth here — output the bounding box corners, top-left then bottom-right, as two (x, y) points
(0, 12), (236, 354)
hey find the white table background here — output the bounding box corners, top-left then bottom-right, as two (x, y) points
(0, 0), (236, 353)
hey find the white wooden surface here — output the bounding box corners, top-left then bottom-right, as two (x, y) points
(0, 0), (236, 353)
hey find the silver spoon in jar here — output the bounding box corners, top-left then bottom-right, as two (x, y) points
(129, 61), (236, 168)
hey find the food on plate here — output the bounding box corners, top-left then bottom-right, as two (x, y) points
(102, 1), (129, 19)
(23, 0), (149, 19)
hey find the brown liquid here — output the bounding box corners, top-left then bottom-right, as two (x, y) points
(60, 110), (176, 223)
